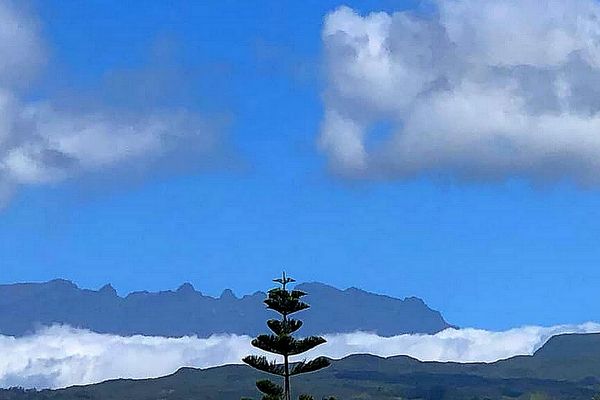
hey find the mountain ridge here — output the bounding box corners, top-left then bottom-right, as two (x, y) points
(0, 279), (452, 337)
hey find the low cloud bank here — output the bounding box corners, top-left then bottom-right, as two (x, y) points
(320, 323), (600, 362)
(1, 323), (599, 389)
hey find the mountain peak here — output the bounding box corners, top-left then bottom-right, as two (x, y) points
(99, 284), (117, 297)
(219, 289), (236, 300)
(403, 296), (426, 305)
(177, 283), (197, 295)
(47, 279), (78, 290)
(296, 281), (341, 293)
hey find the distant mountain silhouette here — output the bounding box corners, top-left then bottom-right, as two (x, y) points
(0, 279), (452, 337)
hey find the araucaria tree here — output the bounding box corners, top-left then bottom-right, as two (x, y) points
(243, 273), (331, 400)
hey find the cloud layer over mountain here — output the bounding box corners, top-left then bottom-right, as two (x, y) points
(321, 0), (600, 184)
(0, 1), (226, 205)
(1, 323), (599, 389)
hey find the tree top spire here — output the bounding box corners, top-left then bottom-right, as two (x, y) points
(273, 271), (295, 290)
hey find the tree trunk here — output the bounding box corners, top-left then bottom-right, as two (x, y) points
(283, 302), (291, 400)
(284, 353), (290, 400)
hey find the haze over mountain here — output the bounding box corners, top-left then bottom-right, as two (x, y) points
(0, 280), (451, 337)
(5, 333), (600, 400)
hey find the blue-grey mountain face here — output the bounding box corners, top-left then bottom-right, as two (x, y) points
(0, 279), (452, 337)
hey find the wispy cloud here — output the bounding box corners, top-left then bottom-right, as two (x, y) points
(321, 0), (600, 185)
(0, 2), (229, 206)
(1, 323), (599, 389)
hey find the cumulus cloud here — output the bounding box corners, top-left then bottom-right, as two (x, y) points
(0, 2), (226, 204)
(1, 323), (599, 389)
(321, 0), (600, 184)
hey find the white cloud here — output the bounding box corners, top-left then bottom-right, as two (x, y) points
(321, 0), (600, 184)
(1, 323), (599, 389)
(317, 322), (600, 363)
(0, 1), (225, 204)
(0, 326), (253, 389)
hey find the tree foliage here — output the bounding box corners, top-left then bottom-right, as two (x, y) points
(242, 273), (333, 400)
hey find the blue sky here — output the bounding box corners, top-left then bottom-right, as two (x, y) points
(2, 0), (600, 330)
